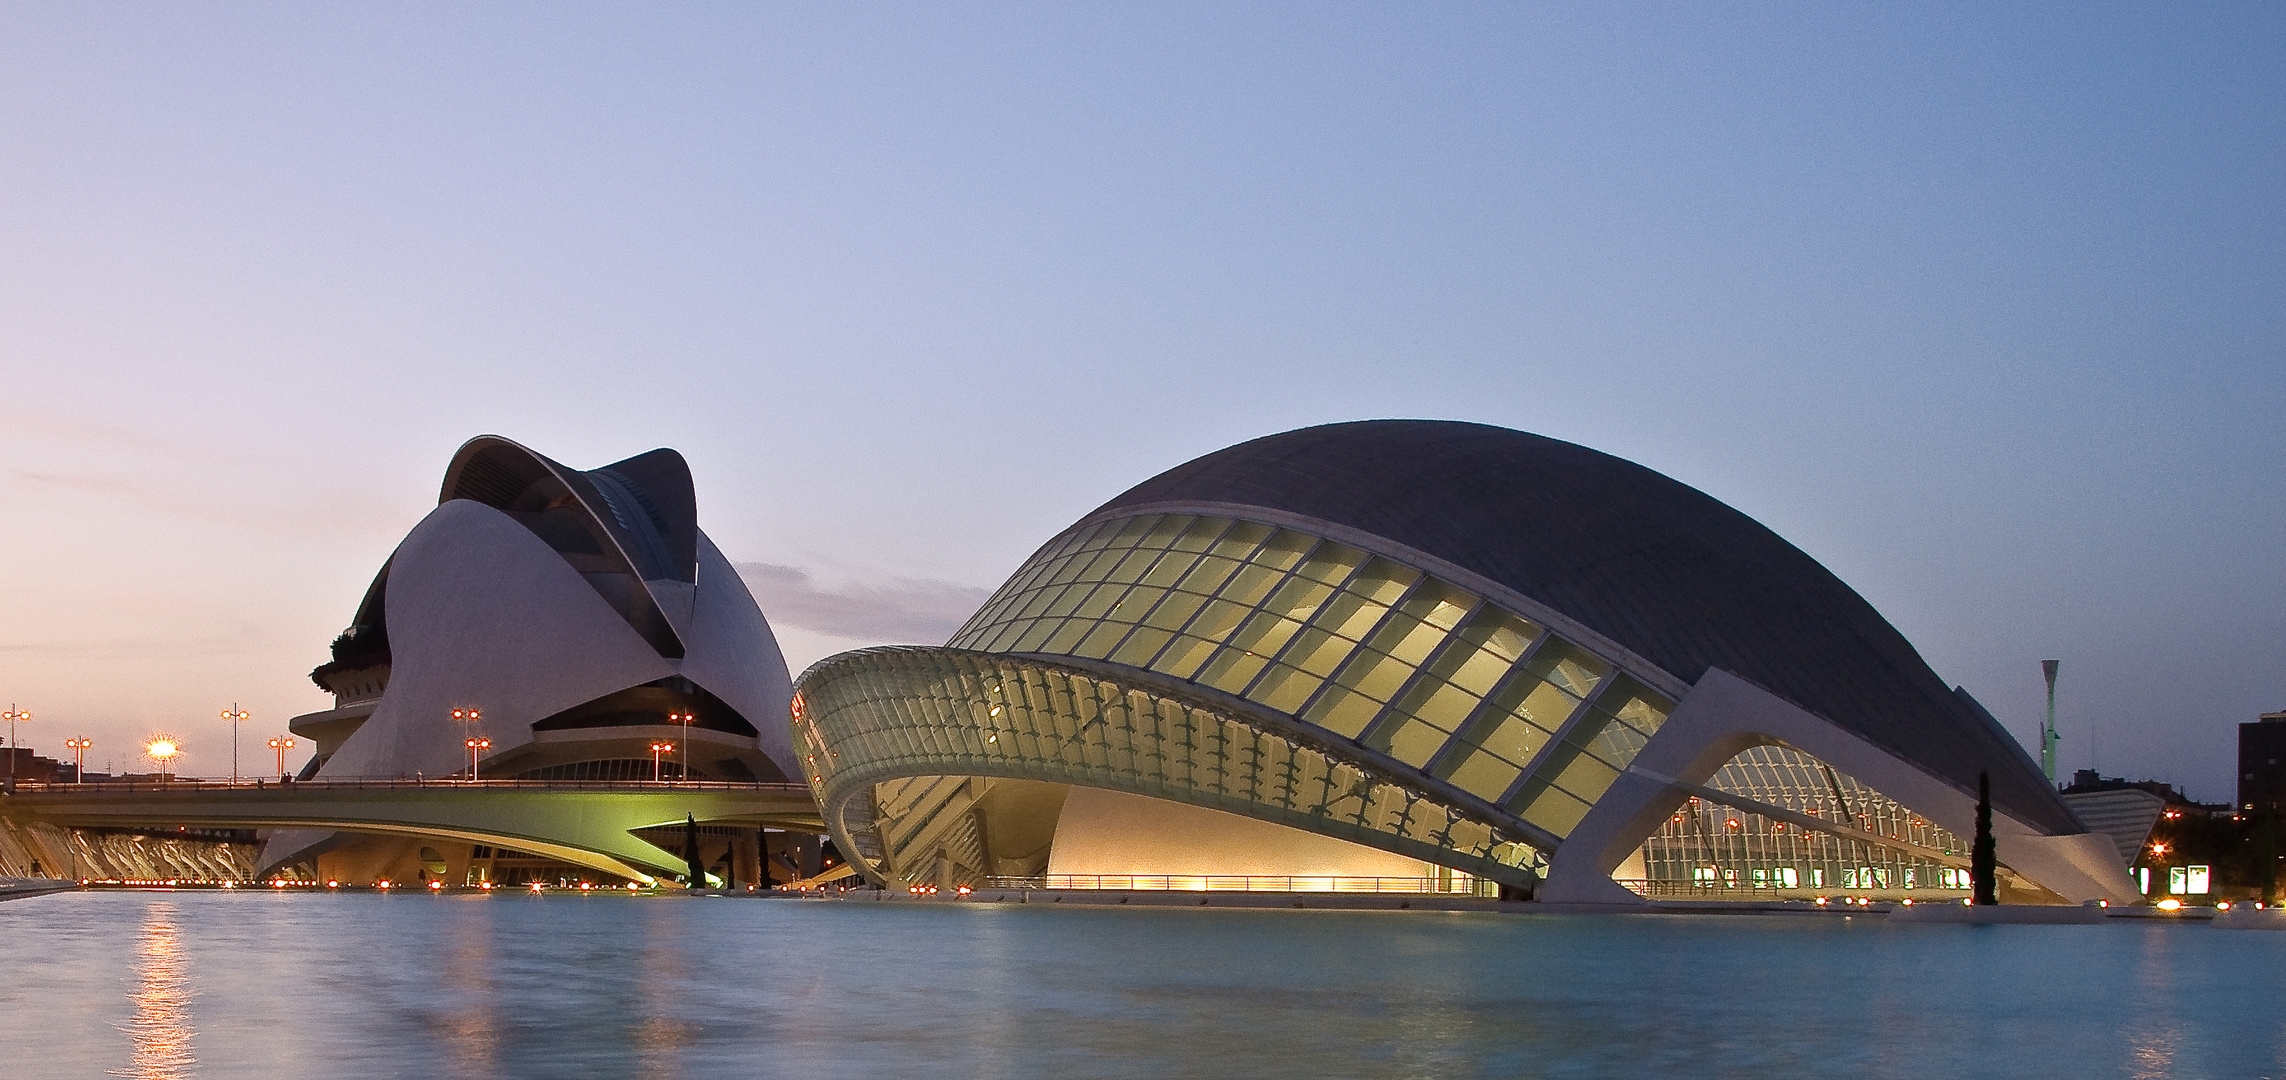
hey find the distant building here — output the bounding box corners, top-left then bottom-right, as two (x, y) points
(264, 435), (800, 884)
(2243, 711), (2286, 815)
(0, 748), (67, 784)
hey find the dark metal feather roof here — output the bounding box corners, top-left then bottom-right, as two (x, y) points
(1095, 419), (2079, 836)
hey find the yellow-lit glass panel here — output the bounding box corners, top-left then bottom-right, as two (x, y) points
(1003, 617), (1058, 652)
(1543, 738), (1621, 802)
(1308, 591), (1388, 642)
(1447, 754), (1520, 802)
(1517, 785), (1593, 836)
(1249, 530), (1316, 572)
(1458, 714), (1551, 767)
(1103, 546), (1162, 585)
(1517, 679), (1584, 729)
(1209, 520), (1274, 560)
(1175, 555), (1241, 595)
(1110, 627), (1174, 668)
(1041, 618), (1094, 655)
(1170, 516), (1225, 553)
(1393, 679), (1480, 735)
(1333, 649), (1412, 703)
(1293, 543), (1366, 585)
(1073, 619), (1132, 659)
(1261, 576), (1337, 623)
(1224, 610), (1305, 659)
(1303, 686), (1384, 738)
(1155, 635), (1220, 680)
(1377, 719), (1451, 768)
(1367, 615), (1446, 666)
(1281, 627), (1352, 677)
(1141, 590), (1210, 632)
(1593, 674), (1675, 737)
(1406, 580), (1476, 630)
(1525, 641), (1610, 698)
(1347, 558), (1419, 604)
(1218, 563), (1285, 608)
(1184, 598), (1254, 642)
(1196, 646), (1273, 695)
(1248, 664), (1323, 714)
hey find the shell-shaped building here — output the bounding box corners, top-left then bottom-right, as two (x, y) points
(266, 437), (795, 874)
(793, 420), (2136, 903)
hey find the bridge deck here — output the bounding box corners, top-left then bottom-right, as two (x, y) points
(2, 780), (827, 882)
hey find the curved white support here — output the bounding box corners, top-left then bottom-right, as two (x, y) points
(1540, 669), (2137, 905)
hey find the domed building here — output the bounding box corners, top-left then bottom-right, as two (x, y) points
(793, 420), (2135, 904)
(265, 436), (799, 883)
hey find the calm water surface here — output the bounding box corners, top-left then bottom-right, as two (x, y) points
(2, 890), (2281, 1079)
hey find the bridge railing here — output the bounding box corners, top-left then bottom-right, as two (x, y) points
(983, 874), (1496, 895)
(3, 778), (816, 795)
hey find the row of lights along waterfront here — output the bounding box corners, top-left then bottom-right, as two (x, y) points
(8, 703), (707, 784)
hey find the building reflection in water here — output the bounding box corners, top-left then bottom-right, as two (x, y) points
(115, 901), (195, 1080)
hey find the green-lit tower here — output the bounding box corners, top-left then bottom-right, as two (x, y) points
(2040, 658), (2061, 784)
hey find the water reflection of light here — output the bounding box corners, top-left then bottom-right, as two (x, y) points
(113, 901), (195, 1080)
(439, 908), (499, 1079)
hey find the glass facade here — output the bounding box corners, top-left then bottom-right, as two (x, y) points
(1636, 745), (1970, 898)
(947, 513), (1678, 839)
(794, 648), (1546, 890)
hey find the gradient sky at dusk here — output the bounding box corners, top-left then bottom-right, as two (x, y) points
(1, 4), (2279, 798)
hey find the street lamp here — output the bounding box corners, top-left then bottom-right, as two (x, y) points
(3, 705), (29, 781)
(667, 711), (696, 784)
(145, 737), (181, 784)
(650, 741), (674, 783)
(64, 738), (91, 783)
(220, 705), (248, 784)
(465, 738), (491, 782)
(268, 737), (295, 780)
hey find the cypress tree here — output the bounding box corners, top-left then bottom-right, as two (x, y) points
(684, 813), (706, 890)
(1972, 770), (1998, 906)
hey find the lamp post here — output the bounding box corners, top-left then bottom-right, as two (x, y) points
(268, 737), (295, 780)
(667, 711), (696, 784)
(450, 708), (483, 781)
(145, 738), (180, 784)
(64, 738), (90, 783)
(220, 705), (248, 784)
(3, 705), (29, 781)
(651, 741), (674, 783)
(464, 738), (491, 782)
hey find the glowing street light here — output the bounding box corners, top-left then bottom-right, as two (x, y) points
(667, 711), (696, 784)
(220, 704), (249, 784)
(64, 738), (91, 783)
(145, 737), (181, 784)
(3, 705), (29, 781)
(268, 736), (295, 780)
(465, 738), (491, 782)
(650, 741), (674, 783)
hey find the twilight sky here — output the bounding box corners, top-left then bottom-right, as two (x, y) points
(0, 4), (2278, 799)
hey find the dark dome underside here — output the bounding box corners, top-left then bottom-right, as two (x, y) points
(1095, 420), (2076, 835)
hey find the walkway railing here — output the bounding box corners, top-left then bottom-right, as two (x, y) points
(984, 874), (1493, 894)
(3, 779), (815, 795)
(1617, 879), (1969, 901)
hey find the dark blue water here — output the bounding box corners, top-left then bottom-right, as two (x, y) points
(2, 890), (2280, 1079)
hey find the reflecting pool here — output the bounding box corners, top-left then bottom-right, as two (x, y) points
(2, 891), (2282, 1079)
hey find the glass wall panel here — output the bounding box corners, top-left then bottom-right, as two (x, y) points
(1634, 744), (1966, 899)
(944, 511), (1679, 834)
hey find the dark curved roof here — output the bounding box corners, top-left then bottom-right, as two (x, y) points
(1096, 420), (2078, 836)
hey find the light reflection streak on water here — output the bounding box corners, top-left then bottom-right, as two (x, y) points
(439, 906), (498, 1078)
(112, 901), (194, 1080)
(634, 899), (689, 1077)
